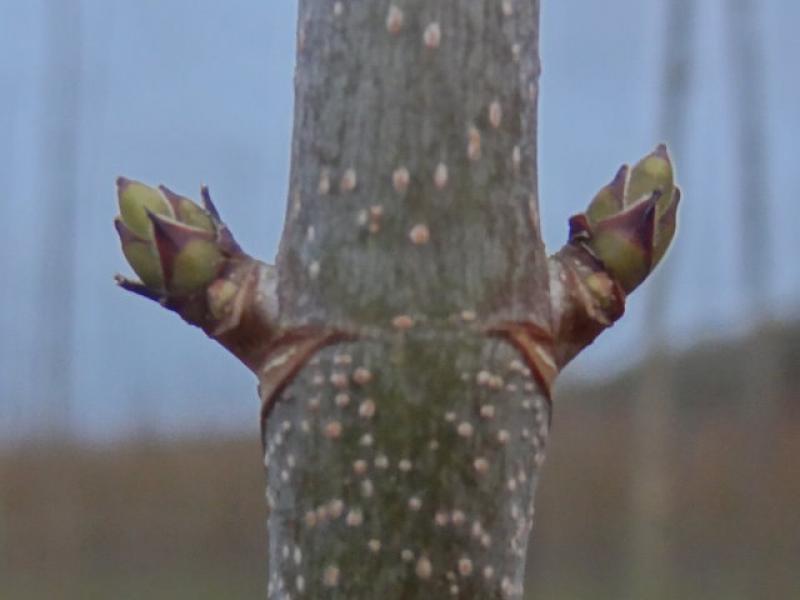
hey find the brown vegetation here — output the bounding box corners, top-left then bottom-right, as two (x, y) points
(2, 323), (798, 599)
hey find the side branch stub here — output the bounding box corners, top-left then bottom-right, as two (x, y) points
(114, 179), (282, 372)
(549, 145), (681, 368)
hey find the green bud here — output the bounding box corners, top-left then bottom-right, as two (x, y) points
(586, 165), (627, 224)
(159, 185), (216, 233)
(149, 212), (223, 295)
(115, 218), (164, 290)
(121, 241), (164, 290)
(652, 187), (680, 267)
(589, 194), (657, 292)
(170, 239), (224, 295)
(117, 177), (174, 240)
(626, 144), (674, 208)
(115, 178), (240, 301)
(568, 145), (680, 294)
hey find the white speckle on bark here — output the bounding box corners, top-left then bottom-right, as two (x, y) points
(323, 565), (340, 587)
(409, 224), (430, 245)
(318, 170), (330, 195)
(468, 126), (482, 161)
(368, 204), (384, 234)
(330, 372), (348, 388)
(416, 556), (433, 579)
(474, 457), (490, 474)
(512, 43), (521, 62)
(457, 422), (474, 437)
(359, 398), (376, 418)
(423, 22), (441, 48)
(346, 509), (364, 527)
(386, 5), (404, 33)
(368, 539), (382, 553)
(324, 421), (343, 439)
(392, 314), (415, 330)
(308, 261), (320, 280)
(392, 166), (410, 193)
(458, 557), (474, 576)
(333, 353), (352, 366)
(434, 162), (449, 189)
(340, 168), (357, 192)
(460, 309), (477, 322)
(471, 521), (483, 537)
(488, 375), (504, 390)
(501, 576), (514, 596)
(489, 100), (503, 128)
(329, 498), (345, 519)
(353, 367), (373, 385)
(361, 479), (374, 498)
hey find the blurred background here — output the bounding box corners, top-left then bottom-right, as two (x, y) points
(1, 1), (798, 598)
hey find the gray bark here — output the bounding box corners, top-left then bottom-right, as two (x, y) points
(277, 0), (548, 329)
(266, 1), (549, 598)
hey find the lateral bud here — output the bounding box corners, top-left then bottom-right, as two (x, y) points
(113, 178), (282, 373)
(567, 144), (681, 293)
(114, 178), (237, 298)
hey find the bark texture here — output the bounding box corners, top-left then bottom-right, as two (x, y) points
(277, 0), (548, 330)
(267, 1), (549, 598)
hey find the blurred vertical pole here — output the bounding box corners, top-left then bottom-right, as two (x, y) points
(727, 0), (768, 316)
(0, 88), (18, 442)
(34, 0), (82, 439)
(725, 0), (774, 403)
(0, 87), (16, 582)
(629, 0), (693, 595)
(34, 0), (83, 586)
(725, 0), (776, 592)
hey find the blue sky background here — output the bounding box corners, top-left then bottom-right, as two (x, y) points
(1, 1), (798, 442)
